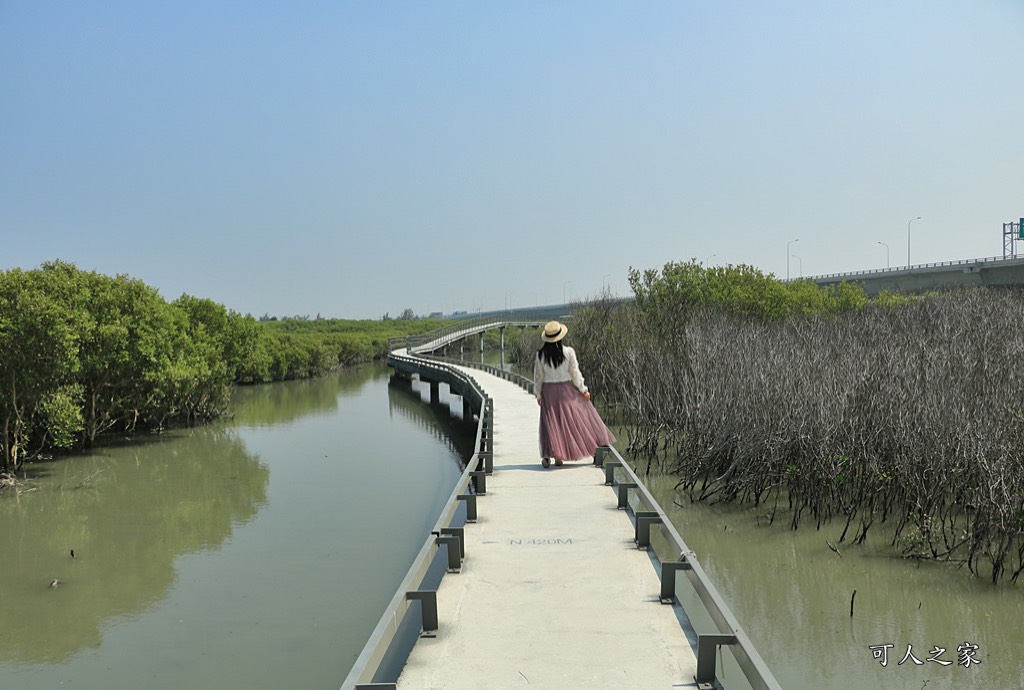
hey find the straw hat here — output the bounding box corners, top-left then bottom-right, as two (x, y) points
(541, 321), (568, 343)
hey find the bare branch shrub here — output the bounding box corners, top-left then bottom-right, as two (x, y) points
(573, 283), (1024, 583)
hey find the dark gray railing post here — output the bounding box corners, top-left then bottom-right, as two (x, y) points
(604, 456), (620, 485)
(635, 511), (661, 549)
(616, 482), (637, 509)
(659, 556), (693, 604)
(695, 634), (738, 687)
(457, 493), (477, 522)
(440, 527), (465, 559)
(434, 533), (462, 572)
(405, 590), (439, 637)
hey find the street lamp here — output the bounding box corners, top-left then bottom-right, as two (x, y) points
(907, 216), (922, 268)
(705, 253), (717, 265)
(791, 254), (803, 279)
(786, 239), (799, 280)
(563, 281), (573, 304)
(877, 241), (890, 269)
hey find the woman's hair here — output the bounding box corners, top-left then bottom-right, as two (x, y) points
(538, 341), (565, 368)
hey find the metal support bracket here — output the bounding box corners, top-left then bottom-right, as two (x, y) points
(635, 511), (661, 549)
(440, 527), (465, 558)
(593, 445), (611, 467)
(457, 493), (477, 522)
(695, 633), (738, 685)
(477, 452), (493, 474)
(405, 590), (439, 637)
(470, 471), (487, 495)
(617, 482), (638, 509)
(659, 556), (694, 603)
(604, 457), (620, 486)
(434, 534), (462, 572)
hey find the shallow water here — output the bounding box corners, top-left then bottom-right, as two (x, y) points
(0, 363), (474, 690)
(639, 464), (1021, 690)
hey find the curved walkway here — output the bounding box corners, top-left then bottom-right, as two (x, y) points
(396, 365), (698, 689)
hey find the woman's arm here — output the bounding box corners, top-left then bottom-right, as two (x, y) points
(533, 354), (544, 402)
(566, 347), (588, 394)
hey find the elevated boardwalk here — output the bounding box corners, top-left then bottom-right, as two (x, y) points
(396, 364), (697, 688)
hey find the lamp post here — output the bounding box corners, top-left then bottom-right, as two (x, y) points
(705, 253), (717, 265)
(907, 216), (921, 268)
(786, 239), (799, 280)
(877, 241), (890, 269)
(563, 281), (573, 304)
(791, 254), (803, 279)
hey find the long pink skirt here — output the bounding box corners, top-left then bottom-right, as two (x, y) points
(538, 382), (617, 462)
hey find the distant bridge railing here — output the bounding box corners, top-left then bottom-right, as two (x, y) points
(388, 306), (572, 354)
(803, 254), (1019, 282)
(342, 351), (493, 690)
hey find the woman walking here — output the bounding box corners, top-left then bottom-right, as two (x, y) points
(534, 321), (616, 468)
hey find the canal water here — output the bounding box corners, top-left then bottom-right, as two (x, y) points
(4, 350), (1021, 690)
(0, 363), (473, 690)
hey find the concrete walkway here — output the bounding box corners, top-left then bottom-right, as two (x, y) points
(397, 366), (698, 689)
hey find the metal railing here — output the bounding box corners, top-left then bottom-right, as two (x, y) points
(388, 306), (573, 353)
(596, 444), (781, 690)
(421, 353), (535, 395)
(342, 352), (493, 690)
(803, 253), (1024, 282)
(358, 351), (779, 689)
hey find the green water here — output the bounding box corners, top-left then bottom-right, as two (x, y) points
(636, 469), (1024, 690)
(0, 363), (473, 689)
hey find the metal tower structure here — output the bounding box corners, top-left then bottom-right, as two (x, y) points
(1004, 219), (1023, 259)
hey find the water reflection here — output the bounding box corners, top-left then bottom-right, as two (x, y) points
(0, 363), (475, 690)
(640, 469), (1024, 689)
(0, 427), (268, 665)
(387, 376), (477, 467)
(230, 365), (379, 427)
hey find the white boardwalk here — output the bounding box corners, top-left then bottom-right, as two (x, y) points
(397, 366), (698, 689)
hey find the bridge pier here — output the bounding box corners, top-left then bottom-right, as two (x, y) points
(429, 380), (440, 405)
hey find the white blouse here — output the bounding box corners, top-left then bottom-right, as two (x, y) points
(533, 345), (587, 400)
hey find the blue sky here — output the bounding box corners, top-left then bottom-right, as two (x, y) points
(2, 1), (1022, 318)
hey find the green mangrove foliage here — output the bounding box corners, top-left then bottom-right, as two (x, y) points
(0, 262), (440, 470)
(572, 261), (1024, 583)
(0, 262), (262, 468)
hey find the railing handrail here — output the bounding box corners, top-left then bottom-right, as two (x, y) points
(421, 353), (535, 394)
(799, 253), (1024, 283)
(341, 350), (491, 689)
(388, 306), (574, 354)
(353, 350), (779, 689)
(598, 444), (781, 690)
